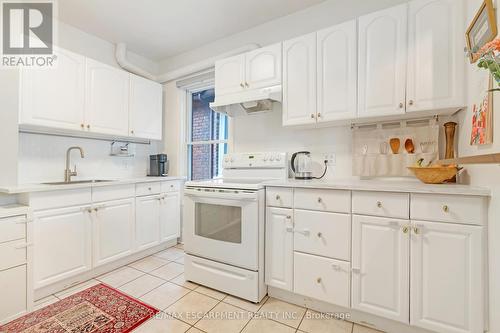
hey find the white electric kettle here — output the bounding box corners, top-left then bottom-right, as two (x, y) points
(291, 151), (313, 180)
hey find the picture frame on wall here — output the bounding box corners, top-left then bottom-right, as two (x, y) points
(466, 0), (498, 63)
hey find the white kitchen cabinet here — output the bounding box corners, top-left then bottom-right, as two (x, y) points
(352, 215), (409, 324)
(245, 43), (282, 90)
(317, 20), (357, 122)
(92, 198), (135, 267)
(406, 0), (465, 113)
(20, 48), (86, 131)
(410, 221), (483, 333)
(135, 195), (161, 251)
(160, 192), (181, 243)
(358, 4), (408, 118)
(215, 54), (246, 96)
(0, 265), (28, 324)
(33, 205), (92, 289)
(282, 33), (317, 126)
(85, 58), (130, 136)
(265, 207), (293, 291)
(129, 74), (163, 140)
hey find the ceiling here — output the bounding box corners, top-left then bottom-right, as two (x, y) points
(57, 0), (326, 61)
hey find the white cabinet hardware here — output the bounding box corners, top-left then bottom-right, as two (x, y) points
(316, 277), (322, 284)
(442, 205), (449, 213)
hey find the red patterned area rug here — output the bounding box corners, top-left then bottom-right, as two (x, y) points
(0, 283), (159, 333)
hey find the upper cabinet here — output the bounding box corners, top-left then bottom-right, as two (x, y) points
(358, 4), (408, 118)
(20, 48), (86, 131)
(85, 59), (130, 137)
(282, 33), (317, 126)
(406, 0), (465, 113)
(129, 74), (163, 140)
(19, 48), (163, 141)
(317, 20), (357, 122)
(215, 43), (282, 97)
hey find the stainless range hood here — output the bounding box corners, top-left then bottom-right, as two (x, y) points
(209, 85), (282, 117)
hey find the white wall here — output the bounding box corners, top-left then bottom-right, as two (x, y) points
(456, 2), (500, 331)
(15, 21), (163, 184)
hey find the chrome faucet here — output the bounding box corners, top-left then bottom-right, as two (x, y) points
(65, 146), (85, 183)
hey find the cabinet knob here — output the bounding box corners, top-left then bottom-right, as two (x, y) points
(413, 227), (420, 235)
(240, 83), (245, 88)
(148, 187), (152, 191)
(80, 124), (84, 129)
(442, 205), (449, 213)
(316, 277), (322, 284)
(94, 208), (98, 212)
(87, 124), (91, 129)
(310, 113), (315, 119)
(409, 100), (414, 106)
(402, 226), (409, 234)
(377, 201), (382, 208)
(399, 102), (404, 109)
(131, 130), (135, 134)
(317, 232), (322, 238)
(317, 113), (321, 118)
(275, 194), (281, 200)
(317, 197), (322, 203)
(245, 82), (249, 88)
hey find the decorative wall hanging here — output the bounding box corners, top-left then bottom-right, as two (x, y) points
(466, 0), (498, 63)
(471, 76), (494, 145)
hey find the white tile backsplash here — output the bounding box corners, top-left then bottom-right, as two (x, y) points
(18, 133), (162, 184)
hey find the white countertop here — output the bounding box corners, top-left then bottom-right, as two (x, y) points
(263, 179), (491, 196)
(0, 176), (186, 194)
(0, 204), (30, 218)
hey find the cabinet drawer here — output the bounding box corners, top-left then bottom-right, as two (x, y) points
(0, 216), (26, 244)
(294, 210), (350, 261)
(294, 252), (350, 307)
(294, 189), (350, 213)
(411, 194), (487, 225)
(29, 188), (91, 211)
(0, 265), (27, 323)
(0, 240), (27, 270)
(136, 182), (161, 196)
(92, 184), (135, 202)
(352, 191), (409, 219)
(161, 181), (181, 193)
(266, 187), (293, 208)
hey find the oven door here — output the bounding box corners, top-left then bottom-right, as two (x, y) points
(183, 188), (259, 271)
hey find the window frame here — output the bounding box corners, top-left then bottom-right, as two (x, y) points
(182, 83), (233, 180)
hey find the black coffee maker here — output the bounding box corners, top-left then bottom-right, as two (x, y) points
(149, 154), (169, 177)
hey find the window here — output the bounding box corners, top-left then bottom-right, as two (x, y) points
(187, 88), (228, 180)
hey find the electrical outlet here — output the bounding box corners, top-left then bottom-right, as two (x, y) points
(324, 153), (336, 166)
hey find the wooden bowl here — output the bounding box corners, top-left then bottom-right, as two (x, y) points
(407, 166), (462, 184)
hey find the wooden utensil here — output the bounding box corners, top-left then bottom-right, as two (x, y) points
(390, 138), (400, 154)
(405, 139), (415, 154)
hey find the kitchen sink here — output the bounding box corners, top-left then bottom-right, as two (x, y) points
(42, 180), (115, 185)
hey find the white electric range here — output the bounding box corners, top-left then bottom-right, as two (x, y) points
(183, 152), (287, 302)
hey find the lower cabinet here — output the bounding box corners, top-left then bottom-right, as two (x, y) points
(294, 252), (350, 307)
(33, 205), (92, 289)
(160, 192), (181, 242)
(410, 221), (484, 333)
(352, 215), (410, 323)
(92, 198), (135, 267)
(135, 195), (161, 251)
(0, 265), (28, 323)
(265, 207), (293, 291)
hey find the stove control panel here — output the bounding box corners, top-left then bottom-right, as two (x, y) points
(223, 152), (287, 169)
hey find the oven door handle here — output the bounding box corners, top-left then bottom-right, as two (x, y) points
(184, 188), (258, 201)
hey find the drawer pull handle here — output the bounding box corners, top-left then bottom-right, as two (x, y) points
(148, 187), (152, 191)
(316, 277), (322, 284)
(276, 195), (281, 200)
(317, 232), (322, 238)
(413, 227), (421, 235)
(443, 205), (449, 213)
(311, 113), (315, 119)
(286, 215), (292, 220)
(317, 197), (322, 203)
(402, 226), (409, 234)
(377, 201), (382, 208)
(332, 264), (341, 271)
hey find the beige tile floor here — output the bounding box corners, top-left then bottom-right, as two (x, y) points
(34, 244), (385, 333)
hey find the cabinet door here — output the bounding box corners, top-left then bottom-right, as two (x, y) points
(215, 54), (246, 96)
(33, 206), (92, 289)
(0, 265), (27, 324)
(20, 47), (85, 130)
(245, 43), (282, 90)
(410, 221), (483, 333)
(85, 59), (130, 136)
(406, 0), (465, 112)
(265, 207), (293, 291)
(282, 33), (317, 126)
(358, 4), (408, 118)
(93, 198), (135, 267)
(135, 195), (161, 251)
(317, 20), (357, 122)
(129, 74), (163, 140)
(160, 192), (180, 243)
(352, 215), (409, 323)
